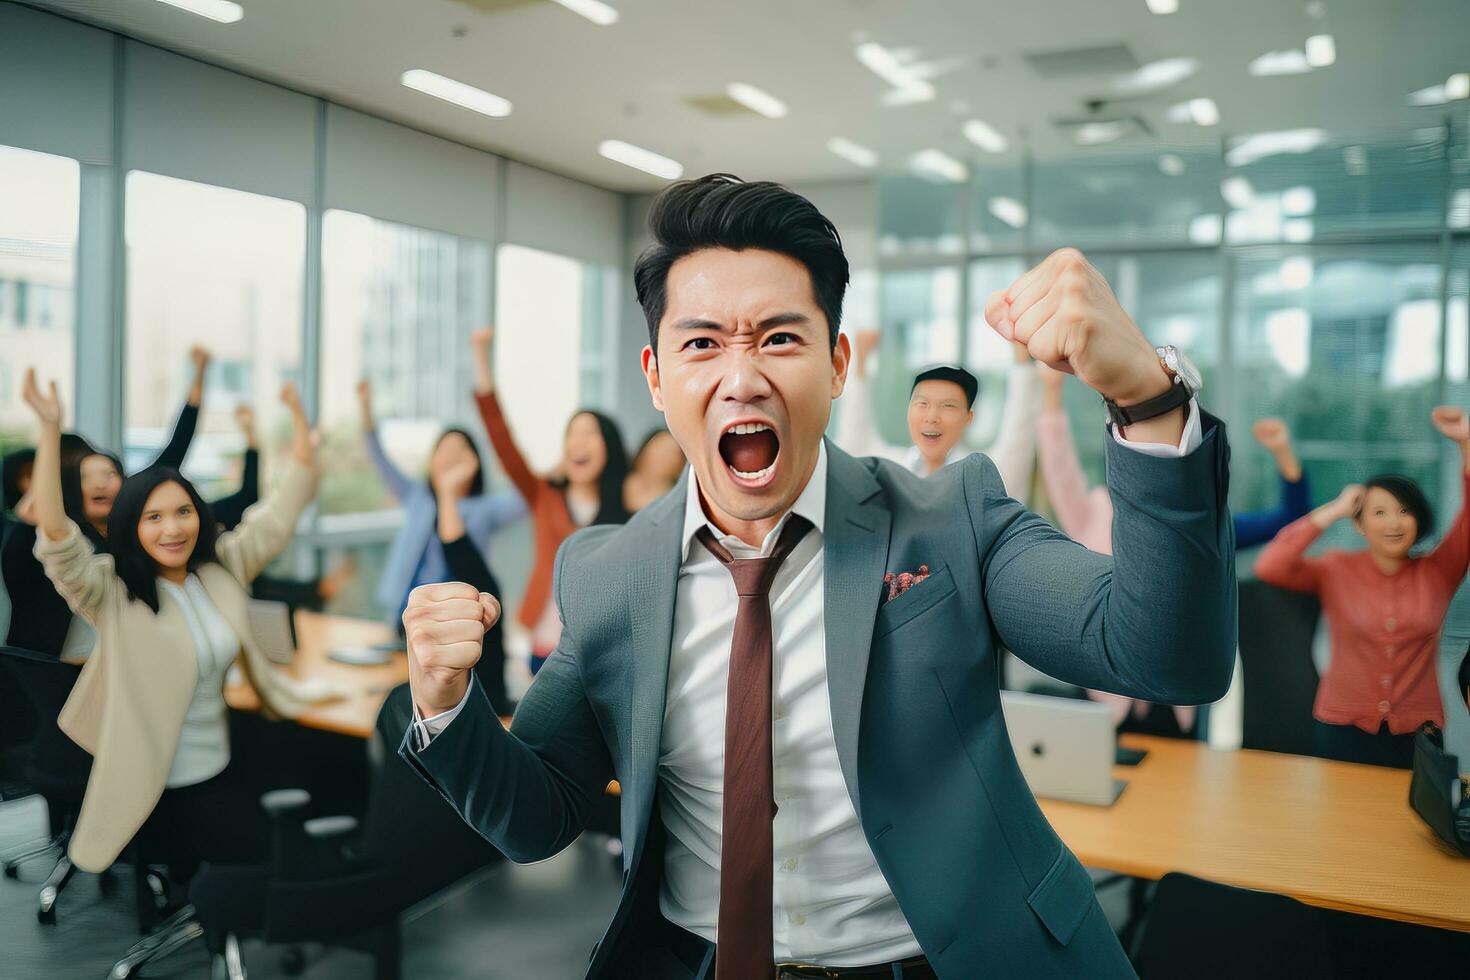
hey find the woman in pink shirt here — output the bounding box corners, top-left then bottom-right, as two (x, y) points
(1255, 406), (1470, 768)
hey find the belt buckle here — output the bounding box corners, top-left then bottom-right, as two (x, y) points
(773, 963), (840, 979)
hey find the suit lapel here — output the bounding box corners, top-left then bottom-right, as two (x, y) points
(821, 441), (891, 818)
(625, 472), (687, 868)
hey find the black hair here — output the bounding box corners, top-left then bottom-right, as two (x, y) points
(552, 410), (630, 527)
(425, 427), (486, 498)
(634, 173), (849, 354)
(911, 366), (980, 409)
(60, 439), (124, 550)
(1358, 474), (1435, 546)
(632, 428), (679, 470)
(2, 448), (35, 511)
(106, 466), (220, 613)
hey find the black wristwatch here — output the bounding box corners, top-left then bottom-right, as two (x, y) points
(1103, 346), (1201, 428)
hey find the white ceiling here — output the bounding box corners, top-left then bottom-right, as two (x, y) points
(24, 0), (1470, 193)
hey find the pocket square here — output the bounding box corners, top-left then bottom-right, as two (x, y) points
(883, 565), (932, 603)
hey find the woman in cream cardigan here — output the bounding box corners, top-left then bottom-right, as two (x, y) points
(23, 369), (341, 876)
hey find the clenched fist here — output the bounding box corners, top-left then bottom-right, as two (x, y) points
(984, 248), (1169, 407)
(404, 582), (501, 718)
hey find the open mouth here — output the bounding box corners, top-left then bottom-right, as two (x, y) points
(919, 430), (943, 442)
(718, 421), (780, 488)
(158, 541), (188, 553)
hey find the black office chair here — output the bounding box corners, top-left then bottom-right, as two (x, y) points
(1132, 873), (1335, 979)
(0, 646), (117, 922)
(1236, 580), (1321, 756)
(189, 684), (503, 980)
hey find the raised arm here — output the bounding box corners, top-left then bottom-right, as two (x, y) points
(22, 369), (115, 619)
(1253, 484), (1361, 594)
(209, 405), (261, 531)
(980, 344), (1042, 498)
(1233, 419), (1313, 549)
(399, 544), (613, 863)
(215, 383), (318, 584)
(1034, 365), (1112, 548)
(832, 329), (906, 464)
(357, 379), (411, 502)
(978, 249), (1229, 704)
(1427, 407), (1470, 579)
(470, 326), (542, 502)
(972, 421), (1234, 706)
(152, 345), (210, 471)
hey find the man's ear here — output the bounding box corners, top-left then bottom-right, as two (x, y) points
(642, 345), (665, 413)
(830, 332), (852, 399)
(967, 409), (976, 425)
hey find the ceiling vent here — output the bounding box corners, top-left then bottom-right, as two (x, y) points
(1024, 43), (1139, 78)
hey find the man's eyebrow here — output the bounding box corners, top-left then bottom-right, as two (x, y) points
(758, 312), (810, 330)
(669, 317), (726, 332)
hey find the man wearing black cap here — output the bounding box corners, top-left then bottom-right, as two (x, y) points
(836, 331), (1039, 492)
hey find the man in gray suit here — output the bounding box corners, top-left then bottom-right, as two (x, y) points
(400, 174), (1234, 978)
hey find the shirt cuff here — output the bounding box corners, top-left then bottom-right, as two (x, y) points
(409, 683), (474, 751)
(1108, 397), (1202, 458)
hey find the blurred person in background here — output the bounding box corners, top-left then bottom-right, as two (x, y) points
(624, 428), (686, 512)
(470, 325), (630, 675)
(836, 327), (1039, 499)
(357, 376), (527, 634)
(1255, 406), (1470, 768)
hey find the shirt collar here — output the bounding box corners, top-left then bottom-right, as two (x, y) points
(680, 441), (828, 561)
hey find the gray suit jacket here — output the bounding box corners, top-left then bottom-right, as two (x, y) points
(402, 417), (1236, 978)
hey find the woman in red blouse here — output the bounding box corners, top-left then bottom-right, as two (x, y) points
(1255, 406), (1470, 768)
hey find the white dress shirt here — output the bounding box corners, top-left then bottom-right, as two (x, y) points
(158, 574), (239, 788)
(415, 400), (1203, 964)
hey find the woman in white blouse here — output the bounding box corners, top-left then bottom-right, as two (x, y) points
(22, 370), (342, 878)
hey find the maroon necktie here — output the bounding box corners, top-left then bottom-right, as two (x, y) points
(695, 515), (813, 979)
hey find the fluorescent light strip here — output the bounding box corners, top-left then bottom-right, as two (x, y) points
(910, 149), (967, 183)
(1188, 97), (1220, 126)
(1145, 0), (1179, 13)
(1114, 57), (1197, 94)
(598, 140), (683, 180)
(1221, 176), (1254, 210)
(726, 82), (788, 119)
(856, 42), (936, 104)
(962, 119), (1008, 154)
(1449, 73), (1470, 101)
(1158, 153), (1186, 176)
(548, 0), (619, 26)
(827, 137), (878, 168)
(1075, 121), (1126, 145)
(153, 0), (242, 23)
(1250, 50), (1312, 77)
(988, 196), (1028, 228)
(401, 70), (511, 118)
(1226, 128), (1327, 167)
(1305, 34), (1336, 68)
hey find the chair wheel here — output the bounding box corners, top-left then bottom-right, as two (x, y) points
(37, 904), (55, 925)
(280, 946), (306, 975)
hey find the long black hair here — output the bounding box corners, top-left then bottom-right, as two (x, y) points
(1359, 473), (1435, 546)
(425, 427), (486, 498)
(58, 435), (123, 550)
(553, 410), (630, 527)
(106, 466), (220, 613)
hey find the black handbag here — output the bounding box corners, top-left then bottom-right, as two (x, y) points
(1409, 723), (1470, 858)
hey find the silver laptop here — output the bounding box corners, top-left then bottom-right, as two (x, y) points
(1000, 691), (1127, 806)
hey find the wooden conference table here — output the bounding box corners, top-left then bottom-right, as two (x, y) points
(229, 614), (1468, 933)
(1042, 734), (1470, 934)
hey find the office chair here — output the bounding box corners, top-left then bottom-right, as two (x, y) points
(189, 684), (503, 980)
(1131, 873), (1334, 979)
(0, 646), (116, 922)
(1236, 580), (1321, 756)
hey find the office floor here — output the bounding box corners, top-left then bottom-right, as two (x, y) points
(0, 794), (623, 978)
(2, 792), (1137, 978)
